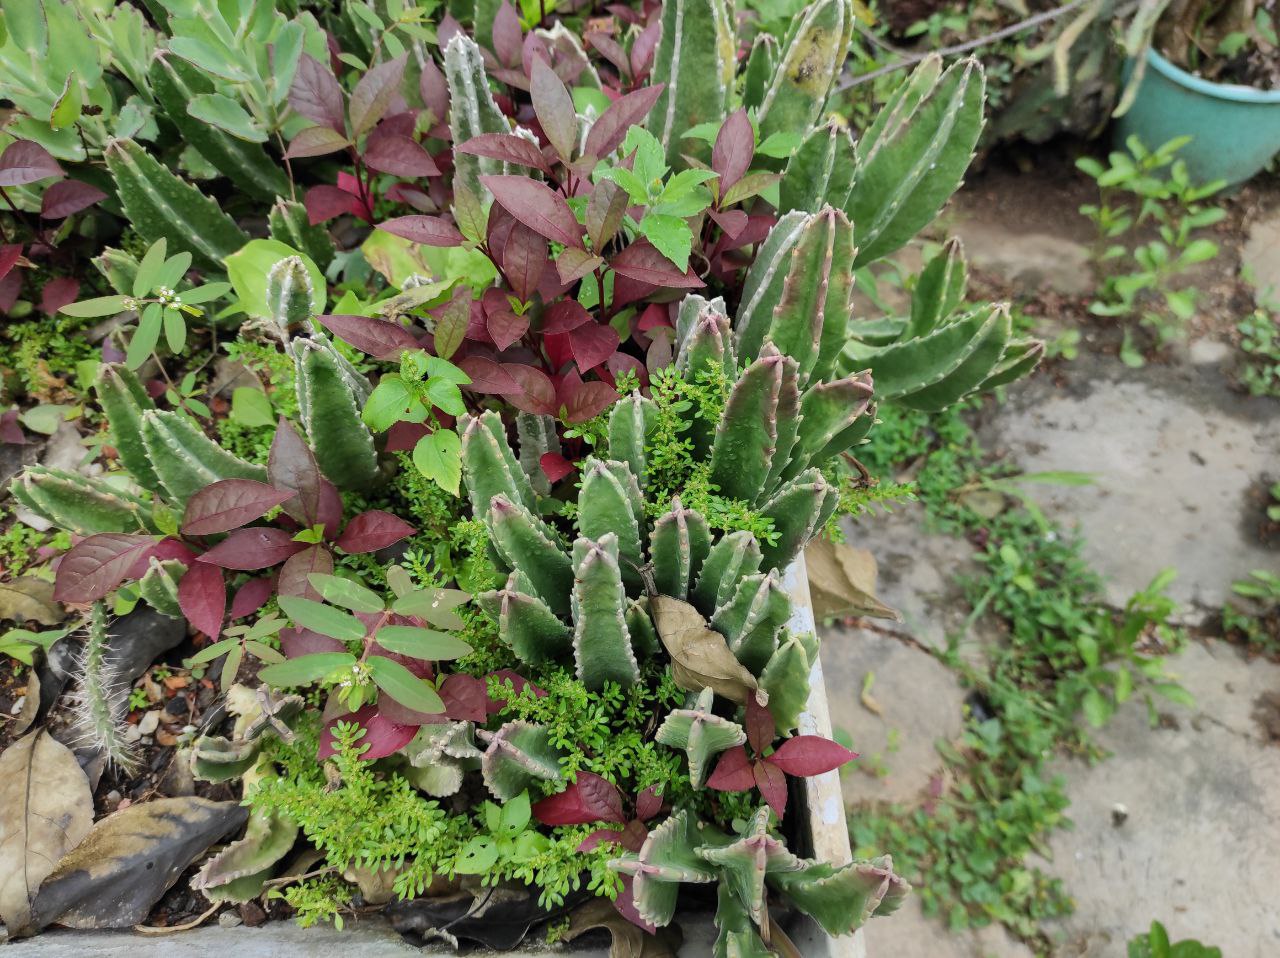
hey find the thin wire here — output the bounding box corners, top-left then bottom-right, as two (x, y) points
(836, 0), (1093, 90)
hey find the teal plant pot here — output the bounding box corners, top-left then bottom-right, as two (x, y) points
(1117, 48), (1280, 186)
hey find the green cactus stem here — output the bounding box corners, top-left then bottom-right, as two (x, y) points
(655, 687), (746, 786)
(691, 531), (764, 618)
(649, 498), (711, 601)
(462, 411), (539, 519)
(769, 855), (911, 935)
(791, 370), (875, 475)
(609, 810), (723, 928)
(269, 199), (335, 272)
(479, 720), (565, 800)
(478, 570), (573, 665)
(266, 256), (315, 331)
(94, 364), (162, 494)
(486, 496), (574, 618)
(139, 558), (185, 618)
(741, 34), (779, 112)
(516, 413), (561, 497)
(445, 34), (514, 203)
(291, 336), (379, 489)
(759, 468), (836, 572)
(707, 350), (784, 505)
(647, 0), (735, 166)
(10, 467), (155, 536)
(755, 0), (853, 142)
(779, 121), (857, 215)
(710, 572), (790, 676)
(72, 602), (137, 773)
(606, 393), (657, 492)
(571, 534), (640, 691)
(698, 807), (807, 928)
(141, 409), (267, 506)
(578, 459), (645, 593)
(760, 636), (811, 734)
(733, 210), (809, 361)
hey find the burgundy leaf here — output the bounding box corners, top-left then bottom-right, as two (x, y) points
(614, 876), (656, 933)
(567, 322), (619, 372)
(305, 184), (368, 224)
(706, 746), (756, 792)
(440, 673), (488, 722)
(486, 308), (530, 352)
(384, 182), (436, 212)
(289, 53), (346, 133)
(385, 420), (431, 452)
(455, 133), (550, 174)
(555, 247), (604, 285)
(318, 313), (421, 359)
(455, 356), (519, 394)
(364, 131), (441, 177)
(178, 561), (226, 640)
(576, 828), (623, 853)
(438, 13), (464, 48)
(54, 533), (156, 603)
(767, 735), (859, 777)
(277, 543), (333, 599)
(285, 125), (350, 159)
(318, 704), (417, 761)
(584, 32), (629, 78)
(636, 785), (663, 821)
(491, 0), (523, 67)
(540, 300), (592, 335)
(376, 693), (444, 727)
(563, 381), (619, 425)
(196, 527), (307, 570)
(269, 418), (323, 527)
(708, 208), (749, 240)
(317, 479), (344, 540)
(182, 479), (295, 536)
(745, 693), (775, 755)
(530, 57), (577, 163)
(377, 214), (464, 248)
(335, 510), (416, 554)
(0, 140), (63, 187)
(502, 221), (548, 304)
(40, 180), (105, 219)
(610, 240), (705, 289)
(582, 85), (664, 161)
(540, 452), (575, 483)
(0, 244), (21, 281)
(1, 409), (27, 445)
(126, 538), (196, 580)
(39, 277), (79, 316)
(753, 759), (789, 819)
(532, 772), (626, 826)
(229, 577), (274, 619)
(712, 108), (753, 193)
(480, 175), (583, 249)
(349, 54), (407, 137)
(503, 363), (558, 415)
(630, 19), (662, 78)
(0, 270), (20, 314)
(419, 55), (449, 123)
(280, 626), (344, 658)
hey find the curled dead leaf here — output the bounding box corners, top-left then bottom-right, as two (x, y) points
(804, 537), (899, 622)
(650, 594), (764, 706)
(0, 577), (63, 626)
(564, 897), (682, 957)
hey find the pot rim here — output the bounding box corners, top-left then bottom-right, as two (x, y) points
(1144, 46), (1280, 105)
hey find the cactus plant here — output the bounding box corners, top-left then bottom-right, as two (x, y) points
(268, 199), (335, 273)
(70, 602), (137, 773)
(647, 0), (736, 166)
(444, 34), (517, 205)
(9, 467), (156, 536)
(754, 0), (853, 142)
(291, 336), (380, 489)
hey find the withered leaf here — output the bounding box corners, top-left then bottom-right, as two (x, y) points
(650, 594), (763, 706)
(0, 730), (94, 937)
(563, 897), (681, 957)
(804, 537), (899, 622)
(31, 797), (248, 929)
(0, 577), (63, 626)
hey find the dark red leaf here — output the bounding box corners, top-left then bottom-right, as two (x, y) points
(335, 510), (416, 553)
(304, 184), (368, 224)
(456, 356), (519, 394)
(712, 108), (753, 193)
(0, 140), (63, 187)
(178, 561), (226, 640)
(438, 15), (464, 50)
(613, 876), (656, 933)
(1, 409), (26, 445)
(0, 270), (20, 314)
(767, 735), (860, 777)
(636, 785), (663, 821)
(491, 0), (523, 67)
(530, 57), (577, 163)
(555, 247), (604, 285)
(754, 759), (789, 819)
(486, 308), (530, 352)
(277, 543), (333, 599)
(289, 53), (346, 133)
(182, 479), (295, 536)
(196, 527), (307, 570)
(706, 746), (756, 792)
(229, 577), (274, 619)
(440, 673), (488, 722)
(532, 771), (626, 826)
(40, 180), (105, 219)
(349, 54), (407, 136)
(540, 300), (591, 334)
(126, 538), (196, 580)
(269, 417), (323, 527)
(284, 125), (350, 159)
(54, 533), (156, 603)
(480, 175), (583, 249)
(575, 828), (623, 853)
(377, 214), (464, 248)
(364, 131), (440, 177)
(562, 380), (619, 424)
(318, 704), (417, 761)
(375, 692), (444, 727)
(39, 277), (79, 316)
(385, 420), (431, 452)
(0, 244), (20, 281)
(419, 55), (449, 123)
(630, 19), (662, 78)
(503, 364), (558, 415)
(455, 133), (550, 173)
(317, 479), (344, 540)
(540, 452), (575, 483)
(585, 32), (629, 78)
(567, 322), (619, 372)
(745, 693), (775, 755)
(280, 626), (344, 658)
(582, 85), (664, 161)
(501, 222), (548, 303)
(610, 239), (704, 288)
(317, 313), (421, 359)
(708, 208), (748, 240)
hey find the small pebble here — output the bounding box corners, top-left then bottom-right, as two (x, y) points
(217, 911), (243, 928)
(10, 696), (25, 715)
(138, 710), (161, 735)
(123, 723), (142, 743)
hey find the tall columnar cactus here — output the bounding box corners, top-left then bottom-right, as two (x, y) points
(291, 335), (380, 489)
(268, 199), (335, 272)
(445, 34), (516, 203)
(754, 0), (853, 142)
(9, 467), (157, 536)
(778, 121), (857, 218)
(71, 602), (137, 773)
(104, 138), (249, 272)
(266, 256), (315, 332)
(647, 0), (736, 166)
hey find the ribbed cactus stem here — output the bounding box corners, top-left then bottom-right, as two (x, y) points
(755, 0), (853, 141)
(758, 468), (836, 572)
(487, 496), (573, 618)
(291, 336), (379, 489)
(141, 409), (267, 506)
(463, 411), (540, 518)
(10, 467), (156, 536)
(268, 199), (335, 272)
(707, 350), (784, 505)
(606, 393), (657, 493)
(266, 256), (314, 333)
(95, 364), (161, 494)
(648, 497), (710, 600)
(571, 534), (640, 691)
(690, 530), (764, 617)
(479, 571), (573, 665)
(734, 210), (809, 361)
(516, 413), (561, 497)
(647, 0), (735, 166)
(73, 602), (138, 773)
(445, 34), (514, 202)
(578, 458), (645, 594)
(780, 122), (857, 215)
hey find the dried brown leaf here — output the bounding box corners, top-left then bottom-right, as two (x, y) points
(804, 537), (899, 622)
(0, 577), (63, 626)
(650, 595), (762, 706)
(564, 897), (681, 957)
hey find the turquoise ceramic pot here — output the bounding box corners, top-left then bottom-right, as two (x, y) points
(1117, 47), (1280, 186)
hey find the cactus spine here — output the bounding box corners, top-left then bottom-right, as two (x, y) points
(72, 602), (137, 773)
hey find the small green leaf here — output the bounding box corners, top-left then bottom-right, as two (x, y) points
(17, 404), (68, 435)
(279, 596), (367, 641)
(412, 429), (462, 495)
(639, 213), (694, 271)
(368, 655), (445, 713)
(309, 574), (385, 613)
(230, 387), (275, 428)
(1082, 689), (1111, 728)
(189, 93), (268, 143)
(162, 307), (186, 354)
(60, 295), (131, 318)
(424, 378), (466, 417)
(455, 836), (498, 874)
(126, 303), (163, 369)
(134, 239), (168, 297)
(183, 636), (240, 667)
(259, 651), (357, 687)
(363, 376), (425, 431)
(391, 588), (470, 627)
(50, 73), (82, 131)
(374, 624), (472, 660)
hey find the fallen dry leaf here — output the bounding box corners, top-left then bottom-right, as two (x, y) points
(804, 537), (899, 622)
(650, 594), (763, 706)
(0, 577), (64, 626)
(0, 730), (94, 937)
(563, 897), (681, 957)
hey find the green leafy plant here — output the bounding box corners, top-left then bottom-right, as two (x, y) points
(1128, 920), (1222, 958)
(1078, 136), (1226, 361)
(1236, 309), (1280, 397)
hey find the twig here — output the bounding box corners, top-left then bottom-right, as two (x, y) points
(133, 900), (220, 934)
(836, 0), (1092, 90)
(259, 865), (337, 890)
